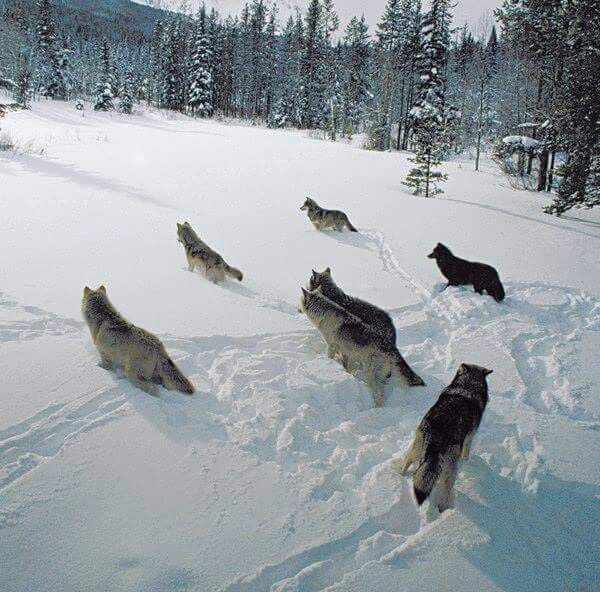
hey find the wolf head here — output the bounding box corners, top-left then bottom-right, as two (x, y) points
(428, 243), (451, 260)
(177, 221), (198, 245)
(299, 286), (325, 313)
(82, 285), (111, 323)
(451, 363), (493, 404)
(301, 197), (317, 211)
(308, 267), (332, 291)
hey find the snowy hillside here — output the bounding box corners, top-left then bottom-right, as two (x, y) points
(1, 101), (599, 592)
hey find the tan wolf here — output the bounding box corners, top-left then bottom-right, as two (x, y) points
(300, 287), (425, 406)
(177, 221), (243, 284)
(82, 285), (195, 395)
(300, 197), (358, 232)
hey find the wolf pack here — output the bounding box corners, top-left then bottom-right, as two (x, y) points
(82, 196), (506, 513)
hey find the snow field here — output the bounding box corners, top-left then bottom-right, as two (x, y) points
(0, 101), (599, 591)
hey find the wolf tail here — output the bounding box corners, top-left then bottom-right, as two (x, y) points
(392, 349), (425, 386)
(489, 277), (506, 302)
(412, 449), (441, 505)
(157, 353), (195, 394)
(224, 263), (243, 282)
(346, 220), (359, 232)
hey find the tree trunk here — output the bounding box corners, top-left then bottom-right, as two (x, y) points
(475, 78), (485, 172)
(536, 149), (549, 191)
(547, 150), (556, 192)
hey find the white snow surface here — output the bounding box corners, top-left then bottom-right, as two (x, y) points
(1, 101), (600, 592)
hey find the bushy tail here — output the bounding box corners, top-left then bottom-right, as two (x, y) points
(157, 354), (195, 394)
(490, 277), (505, 302)
(393, 349), (425, 386)
(346, 220), (359, 232)
(225, 263), (243, 282)
(413, 451), (441, 505)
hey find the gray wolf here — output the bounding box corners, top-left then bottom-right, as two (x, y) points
(82, 285), (195, 395)
(428, 243), (505, 302)
(177, 222), (243, 283)
(300, 197), (358, 232)
(300, 287), (425, 406)
(394, 363), (492, 512)
(308, 267), (396, 344)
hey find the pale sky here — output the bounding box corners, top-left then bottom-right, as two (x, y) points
(147, 0), (502, 34)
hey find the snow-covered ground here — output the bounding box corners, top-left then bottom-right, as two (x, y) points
(1, 100), (599, 592)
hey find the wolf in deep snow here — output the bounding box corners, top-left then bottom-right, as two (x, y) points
(82, 285), (195, 395)
(428, 243), (505, 302)
(394, 363), (492, 512)
(300, 197), (358, 232)
(300, 286), (425, 406)
(177, 221), (243, 284)
(308, 267), (396, 344)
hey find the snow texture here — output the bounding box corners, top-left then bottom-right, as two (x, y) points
(0, 100), (599, 592)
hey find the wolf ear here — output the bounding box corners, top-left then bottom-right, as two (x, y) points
(98, 285), (107, 294)
(324, 267), (331, 276)
(457, 363), (468, 376)
(301, 287), (309, 297)
(83, 286), (91, 297)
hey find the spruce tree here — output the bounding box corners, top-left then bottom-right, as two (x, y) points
(94, 41), (115, 111)
(544, 0), (600, 214)
(404, 0), (451, 197)
(300, 0), (327, 129)
(341, 15), (371, 139)
(188, 9), (214, 118)
(119, 71), (134, 114)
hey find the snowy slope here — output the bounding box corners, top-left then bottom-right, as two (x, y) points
(1, 100), (599, 592)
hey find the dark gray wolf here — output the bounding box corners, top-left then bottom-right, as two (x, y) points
(428, 243), (505, 302)
(177, 222), (243, 284)
(394, 363), (492, 512)
(308, 267), (396, 344)
(300, 197), (358, 232)
(82, 285), (195, 395)
(300, 286), (425, 406)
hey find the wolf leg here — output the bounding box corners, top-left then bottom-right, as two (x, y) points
(461, 431), (475, 460)
(397, 432), (423, 475)
(435, 449), (459, 512)
(98, 355), (114, 371)
(125, 362), (158, 396)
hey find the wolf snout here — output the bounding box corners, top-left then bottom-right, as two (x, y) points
(427, 252), (435, 259)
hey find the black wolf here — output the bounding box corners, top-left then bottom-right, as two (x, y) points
(395, 363), (491, 512)
(428, 243), (505, 302)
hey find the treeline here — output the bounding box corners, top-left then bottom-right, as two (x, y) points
(0, 0), (598, 213)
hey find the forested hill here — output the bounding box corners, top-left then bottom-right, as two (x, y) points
(0, 0), (169, 40)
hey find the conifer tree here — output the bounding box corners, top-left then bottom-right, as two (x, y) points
(188, 8), (214, 117)
(119, 71), (134, 114)
(94, 41), (114, 111)
(404, 0), (452, 196)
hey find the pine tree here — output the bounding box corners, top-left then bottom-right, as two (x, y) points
(544, 0), (600, 214)
(271, 13), (304, 127)
(404, 0), (452, 196)
(94, 41), (114, 111)
(119, 71), (134, 114)
(188, 9), (214, 117)
(14, 48), (33, 108)
(341, 15), (371, 138)
(300, 0), (327, 129)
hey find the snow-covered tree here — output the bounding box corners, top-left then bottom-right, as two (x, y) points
(188, 9), (214, 117)
(300, 0), (327, 129)
(404, 0), (452, 196)
(94, 41), (114, 111)
(341, 15), (371, 138)
(119, 71), (134, 114)
(544, 0), (600, 214)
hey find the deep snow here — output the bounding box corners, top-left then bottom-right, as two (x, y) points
(1, 100), (599, 592)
